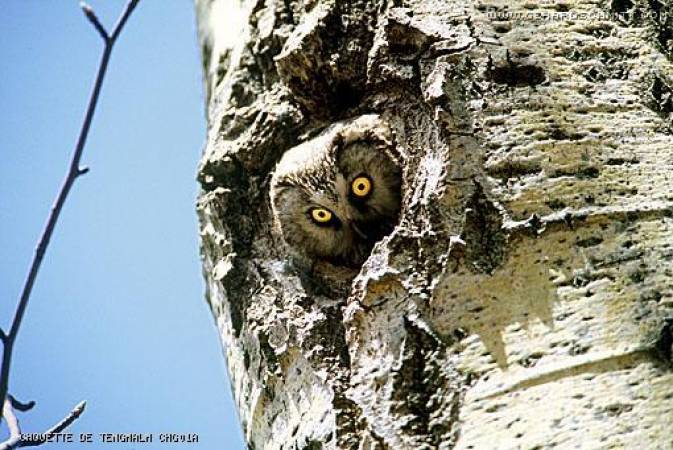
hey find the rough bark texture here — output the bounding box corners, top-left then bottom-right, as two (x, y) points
(195, 0), (673, 448)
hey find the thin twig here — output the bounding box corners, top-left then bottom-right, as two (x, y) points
(19, 401), (87, 448)
(8, 395), (34, 413)
(0, 400), (21, 450)
(0, 0), (140, 423)
(80, 2), (109, 42)
(0, 401), (86, 450)
(42, 401), (86, 435)
(110, 0), (141, 43)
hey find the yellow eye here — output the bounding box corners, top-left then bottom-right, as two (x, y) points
(311, 208), (333, 223)
(351, 176), (372, 198)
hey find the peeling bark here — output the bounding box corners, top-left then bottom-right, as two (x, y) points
(195, 0), (673, 448)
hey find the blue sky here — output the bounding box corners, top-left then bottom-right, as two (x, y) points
(0, 1), (245, 448)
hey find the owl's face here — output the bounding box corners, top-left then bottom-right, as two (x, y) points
(270, 118), (402, 266)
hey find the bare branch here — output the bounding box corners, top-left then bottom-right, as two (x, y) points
(0, 401), (86, 450)
(41, 401), (85, 436)
(0, 0), (140, 423)
(8, 395), (35, 413)
(0, 399), (21, 450)
(79, 2), (109, 42)
(110, 0), (141, 44)
(18, 401), (86, 448)
(0, 330), (6, 344)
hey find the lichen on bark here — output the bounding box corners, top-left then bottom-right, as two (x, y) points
(195, 0), (673, 448)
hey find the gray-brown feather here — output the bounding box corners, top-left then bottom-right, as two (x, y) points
(269, 115), (402, 266)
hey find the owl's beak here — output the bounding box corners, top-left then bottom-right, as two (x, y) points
(350, 222), (368, 240)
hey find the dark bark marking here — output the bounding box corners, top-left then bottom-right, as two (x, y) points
(654, 318), (673, 365)
(275, 2), (376, 118)
(486, 51), (546, 87)
(649, 73), (673, 124)
(389, 317), (463, 449)
(462, 182), (507, 274)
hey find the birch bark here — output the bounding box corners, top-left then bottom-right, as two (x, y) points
(196, 0), (673, 448)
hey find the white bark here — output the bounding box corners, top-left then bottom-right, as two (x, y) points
(196, 0), (673, 448)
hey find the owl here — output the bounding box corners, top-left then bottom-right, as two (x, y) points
(270, 115), (402, 267)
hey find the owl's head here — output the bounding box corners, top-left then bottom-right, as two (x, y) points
(270, 115), (402, 266)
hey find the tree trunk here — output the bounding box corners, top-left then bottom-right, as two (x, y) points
(195, 0), (673, 448)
